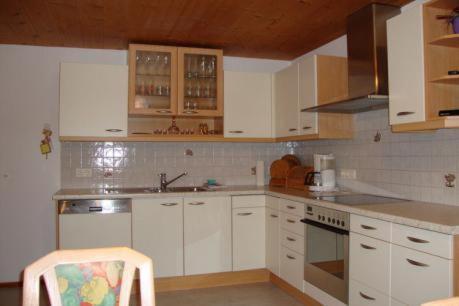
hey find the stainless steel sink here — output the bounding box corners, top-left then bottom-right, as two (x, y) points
(104, 186), (210, 194)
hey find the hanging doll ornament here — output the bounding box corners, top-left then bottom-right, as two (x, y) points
(40, 127), (53, 159)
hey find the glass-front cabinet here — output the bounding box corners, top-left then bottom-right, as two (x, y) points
(128, 45), (178, 115)
(178, 48), (223, 117)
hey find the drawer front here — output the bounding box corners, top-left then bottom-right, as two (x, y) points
(350, 214), (391, 242)
(279, 199), (304, 217)
(280, 229), (304, 255)
(232, 195), (266, 209)
(266, 196), (280, 210)
(280, 212), (305, 236)
(350, 233), (390, 295)
(280, 246), (304, 291)
(391, 244), (452, 306)
(392, 223), (452, 259)
(349, 279), (390, 306)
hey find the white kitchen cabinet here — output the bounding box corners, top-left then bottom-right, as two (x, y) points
(232, 207), (266, 271)
(266, 207), (280, 276)
(391, 244), (452, 305)
(387, 4), (426, 125)
(132, 198), (184, 278)
(298, 56), (318, 135)
(349, 279), (390, 306)
(184, 196), (232, 275)
(280, 246), (304, 291)
(224, 71), (272, 138)
(273, 64), (299, 137)
(59, 63), (128, 137)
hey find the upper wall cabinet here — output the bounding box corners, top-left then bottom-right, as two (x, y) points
(59, 63), (128, 137)
(128, 45), (178, 116)
(273, 55), (353, 140)
(224, 71), (272, 138)
(388, 0), (459, 132)
(178, 48), (224, 117)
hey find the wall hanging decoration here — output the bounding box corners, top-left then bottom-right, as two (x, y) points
(40, 126), (53, 159)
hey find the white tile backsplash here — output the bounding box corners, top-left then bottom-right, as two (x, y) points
(61, 109), (459, 206)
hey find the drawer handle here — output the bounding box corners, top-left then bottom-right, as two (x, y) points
(286, 219), (296, 223)
(229, 130), (244, 134)
(289, 128), (297, 132)
(105, 129), (123, 132)
(237, 212), (253, 216)
(270, 214), (279, 218)
(161, 203), (178, 206)
(188, 202), (205, 205)
(306, 212), (313, 216)
(286, 205), (296, 209)
(406, 258), (429, 267)
(303, 126), (312, 130)
(397, 111), (415, 116)
(359, 292), (376, 301)
(156, 110), (172, 114)
(286, 254), (296, 260)
(360, 243), (376, 250)
(286, 237), (296, 242)
(361, 224), (376, 230)
(407, 236), (429, 244)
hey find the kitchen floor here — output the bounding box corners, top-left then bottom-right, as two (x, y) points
(0, 282), (303, 306)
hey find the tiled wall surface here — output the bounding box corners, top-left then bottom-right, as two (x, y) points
(62, 109), (459, 206)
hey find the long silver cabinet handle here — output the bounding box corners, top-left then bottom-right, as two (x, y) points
(303, 126), (312, 130)
(286, 254), (296, 260)
(397, 111), (415, 116)
(360, 243), (376, 250)
(188, 202), (205, 205)
(105, 129), (123, 132)
(406, 258), (429, 267)
(286, 237), (296, 242)
(407, 236), (429, 244)
(286, 205), (296, 210)
(286, 219), (296, 223)
(270, 214), (278, 218)
(359, 292), (376, 301)
(229, 130), (244, 134)
(237, 212), (253, 216)
(361, 224), (376, 230)
(289, 128), (297, 132)
(161, 203), (179, 206)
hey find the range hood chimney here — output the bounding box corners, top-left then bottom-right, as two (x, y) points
(302, 3), (400, 114)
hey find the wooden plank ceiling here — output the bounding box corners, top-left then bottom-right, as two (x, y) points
(0, 0), (413, 60)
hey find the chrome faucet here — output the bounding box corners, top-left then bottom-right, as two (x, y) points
(159, 172), (188, 191)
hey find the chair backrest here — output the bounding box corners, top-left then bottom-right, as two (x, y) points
(23, 247), (155, 306)
(422, 297), (459, 306)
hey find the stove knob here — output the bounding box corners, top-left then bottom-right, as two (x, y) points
(332, 218), (336, 224)
(318, 215), (321, 220)
(341, 221), (345, 226)
(328, 217), (331, 223)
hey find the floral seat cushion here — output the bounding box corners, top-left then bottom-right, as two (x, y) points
(55, 261), (125, 306)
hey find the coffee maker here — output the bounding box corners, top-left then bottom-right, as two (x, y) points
(306, 154), (337, 191)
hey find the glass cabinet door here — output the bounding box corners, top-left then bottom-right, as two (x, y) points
(128, 45), (177, 115)
(178, 48), (223, 117)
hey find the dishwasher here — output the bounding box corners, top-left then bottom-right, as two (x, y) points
(58, 199), (132, 249)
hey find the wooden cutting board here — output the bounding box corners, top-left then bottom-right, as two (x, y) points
(270, 159), (296, 179)
(286, 166), (314, 190)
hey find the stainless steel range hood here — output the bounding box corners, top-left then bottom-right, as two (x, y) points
(302, 4), (400, 114)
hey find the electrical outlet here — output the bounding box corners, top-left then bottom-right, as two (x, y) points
(76, 168), (92, 178)
(340, 169), (356, 179)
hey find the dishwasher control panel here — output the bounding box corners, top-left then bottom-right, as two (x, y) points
(58, 199), (132, 214)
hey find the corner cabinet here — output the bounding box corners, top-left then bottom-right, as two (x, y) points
(273, 55), (353, 141)
(388, 0), (459, 132)
(224, 71), (273, 138)
(59, 63), (128, 137)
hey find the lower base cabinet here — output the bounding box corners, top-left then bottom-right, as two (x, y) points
(184, 196), (232, 275)
(280, 246), (304, 291)
(232, 206), (266, 271)
(132, 198), (184, 278)
(266, 207), (280, 276)
(349, 279), (390, 306)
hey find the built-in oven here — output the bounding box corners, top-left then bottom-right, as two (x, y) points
(301, 204), (349, 304)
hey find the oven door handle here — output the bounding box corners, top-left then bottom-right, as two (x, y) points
(301, 218), (349, 235)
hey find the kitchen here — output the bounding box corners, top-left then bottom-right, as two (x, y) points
(2, 0), (459, 305)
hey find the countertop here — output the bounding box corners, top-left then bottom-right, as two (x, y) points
(54, 185), (459, 235)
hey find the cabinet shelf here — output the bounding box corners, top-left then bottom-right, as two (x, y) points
(184, 75), (217, 80)
(430, 75), (459, 84)
(429, 34), (459, 48)
(136, 73), (171, 78)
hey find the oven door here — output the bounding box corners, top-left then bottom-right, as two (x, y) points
(303, 219), (349, 304)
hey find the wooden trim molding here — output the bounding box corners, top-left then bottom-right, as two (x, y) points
(269, 273), (322, 306)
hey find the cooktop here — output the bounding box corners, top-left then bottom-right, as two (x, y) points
(314, 194), (409, 206)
